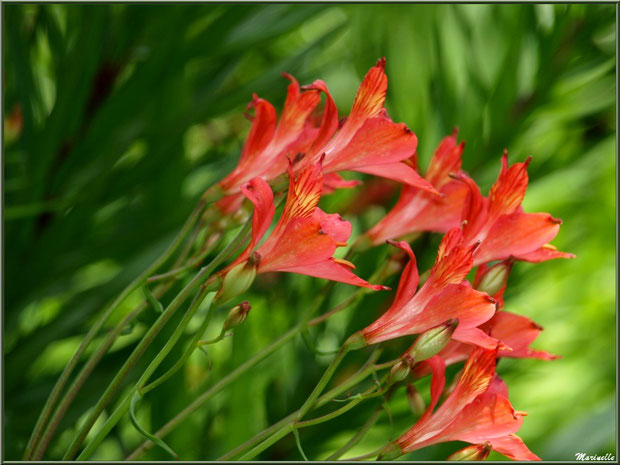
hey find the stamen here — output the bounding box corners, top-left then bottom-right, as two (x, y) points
(333, 258), (356, 269)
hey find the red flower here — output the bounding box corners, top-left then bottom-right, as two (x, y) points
(366, 130), (469, 245)
(223, 159), (387, 290)
(394, 347), (540, 461)
(454, 152), (575, 266)
(435, 311), (558, 369)
(358, 227), (499, 349)
(218, 59), (438, 198)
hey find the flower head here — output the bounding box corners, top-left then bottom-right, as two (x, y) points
(454, 152), (575, 266)
(366, 130), (469, 244)
(357, 227), (499, 349)
(218, 59), (438, 198)
(390, 347), (540, 461)
(220, 159), (388, 292)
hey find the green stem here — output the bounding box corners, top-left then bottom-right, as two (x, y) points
(30, 231), (215, 460)
(76, 289), (216, 460)
(23, 198), (207, 461)
(126, 276), (388, 461)
(326, 403), (384, 460)
(140, 296), (220, 396)
(62, 218), (252, 460)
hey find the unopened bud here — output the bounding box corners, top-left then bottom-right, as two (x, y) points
(223, 301), (251, 331)
(216, 254), (259, 303)
(447, 442), (492, 461)
(378, 442), (403, 461)
(476, 261), (511, 296)
(387, 359), (411, 386)
(407, 319), (459, 362)
(406, 384), (426, 416)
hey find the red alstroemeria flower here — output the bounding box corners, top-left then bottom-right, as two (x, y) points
(217, 59), (438, 199)
(393, 347), (540, 461)
(366, 130), (470, 245)
(435, 311), (558, 369)
(454, 152), (575, 266)
(357, 227), (499, 349)
(222, 159), (388, 290)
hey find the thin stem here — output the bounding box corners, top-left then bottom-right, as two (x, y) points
(62, 218), (252, 460)
(76, 289), (215, 460)
(327, 384), (396, 461)
(23, 198), (207, 460)
(140, 296), (220, 396)
(30, 213), (224, 460)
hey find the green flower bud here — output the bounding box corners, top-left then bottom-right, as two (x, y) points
(476, 261), (512, 296)
(216, 253), (259, 304)
(406, 384), (426, 416)
(446, 442), (492, 461)
(387, 358), (412, 386)
(223, 301), (251, 331)
(408, 318), (459, 362)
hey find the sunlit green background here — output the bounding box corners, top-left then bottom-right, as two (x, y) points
(4, 4), (616, 461)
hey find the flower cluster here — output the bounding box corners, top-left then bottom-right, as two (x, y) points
(215, 59), (573, 460)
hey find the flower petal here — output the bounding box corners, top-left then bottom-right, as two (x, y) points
(233, 177), (275, 264)
(453, 172), (489, 243)
(279, 257), (388, 290)
(353, 162), (439, 195)
(474, 212), (562, 266)
(303, 79), (339, 158)
(486, 312), (558, 360)
(425, 130), (465, 189)
(452, 326), (503, 351)
(513, 245), (576, 263)
(488, 152), (530, 221)
(219, 95), (277, 192)
(312, 208), (352, 243)
(440, 393), (524, 444)
(257, 217), (336, 273)
(271, 74), (321, 152)
(324, 58), (388, 152)
(325, 117), (419, 172)
(322, 172), (362, 194)
(489, 434), (541, 461)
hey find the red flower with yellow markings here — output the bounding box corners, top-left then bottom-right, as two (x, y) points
(354, 227), (499, 349)
(454, 152), (575, 266)
(221, 159), (387, 291)
(217, 59), (438, 198)
(382, 348), (540, 461)
(366, 130), (470, 245)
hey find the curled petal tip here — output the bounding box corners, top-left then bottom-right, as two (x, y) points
(549, 216), (563, 224)
(376, 57), (386, 69)
(531, 321), (544, 331)
(514, 410), (529, 418)
(377, 285), (392, 291)
(524, 155), (533, 166)
(451, 126), (459, 137)
(498, 341), (513, 352)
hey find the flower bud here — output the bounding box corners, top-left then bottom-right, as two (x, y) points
(406, 384), (426, 416)
(387, 359), (411, 385)
(475, 261), (512, 296)
(378, 442), (403, 461)
(407, 318), (459, 362)
(223, 301), (251, 331)
(446, 442), (492, 461)
(216, 253), (259, 303)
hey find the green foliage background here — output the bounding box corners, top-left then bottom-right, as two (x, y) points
(3, 3), (616, 461)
